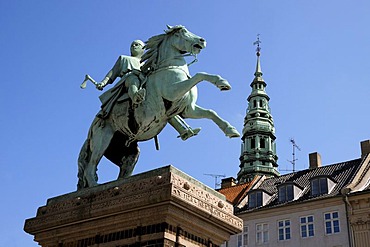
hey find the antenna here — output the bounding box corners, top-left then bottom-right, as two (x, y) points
(204, 174), (226, 189)
(287, 138), (301, 172)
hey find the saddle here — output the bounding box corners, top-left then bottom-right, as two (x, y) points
(97, 71), (145, 119)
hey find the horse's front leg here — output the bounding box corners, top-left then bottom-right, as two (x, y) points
(161, 72), (231, 102)
(193, 72), (232, 91)
(182, 104), (240, 138)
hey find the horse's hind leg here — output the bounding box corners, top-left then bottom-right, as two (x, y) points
(182, 104), (240, 138)
(118, 141), (140, 179)
(84, 122), (115, 187)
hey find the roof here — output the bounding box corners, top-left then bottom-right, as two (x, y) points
(218, 178), (257, 205)
(237, 158), (365, 213)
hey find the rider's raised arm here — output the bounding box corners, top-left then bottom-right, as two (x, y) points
(99, 56), (124, 88)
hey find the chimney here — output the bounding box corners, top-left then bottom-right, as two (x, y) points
(309, 152), (322, 169)
(221, 177), (236, 189)
(361, 140), (370, 159)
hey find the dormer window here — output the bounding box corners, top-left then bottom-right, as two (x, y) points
(278, 183), (303, 202)
(278, 184), (293, 202)
(310, 176), (336, 196)
(249, 191), (262, 208)
(248, 190), (271, 208)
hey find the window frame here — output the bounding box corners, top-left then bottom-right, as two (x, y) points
(278, 219), (291, 241)
(300, 215), (315, 238)
(311, 177), (329, 196)
(278, 184), (294, 202)
(249, 190), (263, 208)
(256, 223), (269, 244)
(324, 211), (340, 235)
(237, 234), (242, 247)
(243, 225), (249, 246)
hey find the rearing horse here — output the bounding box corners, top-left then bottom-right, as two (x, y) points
(77, 25), (240, 189)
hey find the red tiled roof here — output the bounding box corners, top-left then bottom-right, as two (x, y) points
(218, 178), (257, 205)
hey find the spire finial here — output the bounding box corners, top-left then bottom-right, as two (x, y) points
(253, 34), (261, 56)
(253, 34), (263, 77)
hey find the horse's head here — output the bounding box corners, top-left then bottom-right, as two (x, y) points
(165, 25), (206, 55)
(141, 25), (206, 72)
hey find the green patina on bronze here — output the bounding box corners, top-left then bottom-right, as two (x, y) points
(78, 25), (240, 190)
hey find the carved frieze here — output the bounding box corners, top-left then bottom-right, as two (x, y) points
(24, 166), (243, 247)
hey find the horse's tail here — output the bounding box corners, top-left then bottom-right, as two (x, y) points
(77, 117), (101, 190)
(77, 138), (90, 190)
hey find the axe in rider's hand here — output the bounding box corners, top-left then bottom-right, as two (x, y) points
(80, 74), (102, 90)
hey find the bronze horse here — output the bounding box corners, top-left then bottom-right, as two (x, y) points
(77, 25), (240, 189)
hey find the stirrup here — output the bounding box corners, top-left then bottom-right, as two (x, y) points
(177, 127), (201, 141)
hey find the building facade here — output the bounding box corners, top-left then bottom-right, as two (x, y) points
(220, 41), (370, 247)
(223, 143), (370, 247)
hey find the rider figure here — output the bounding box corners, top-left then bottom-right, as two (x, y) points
(96, 40), (200, 141)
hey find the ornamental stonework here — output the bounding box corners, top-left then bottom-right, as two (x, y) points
(24, 166), (242, 247)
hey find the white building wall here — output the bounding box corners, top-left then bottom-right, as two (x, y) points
(222, 201), (349, 247)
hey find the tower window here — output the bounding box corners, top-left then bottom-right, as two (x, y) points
(253, 100), (257, 108)
(251, 138), (256, 149)
(260, 138), (266, 148)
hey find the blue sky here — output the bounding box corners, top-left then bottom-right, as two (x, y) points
(1, 1), (370, 246)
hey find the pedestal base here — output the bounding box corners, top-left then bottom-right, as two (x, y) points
(24, 166), (242, 247)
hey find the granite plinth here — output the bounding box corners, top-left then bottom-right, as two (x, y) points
(24, 166), (242, 247)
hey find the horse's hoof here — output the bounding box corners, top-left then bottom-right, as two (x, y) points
(215, 79), (231, 91)
(224, 126), (240, 138)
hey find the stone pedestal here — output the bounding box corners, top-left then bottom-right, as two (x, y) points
(24, 166), (242, 247)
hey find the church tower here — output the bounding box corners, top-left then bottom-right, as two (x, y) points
(237, 37), (279, 183)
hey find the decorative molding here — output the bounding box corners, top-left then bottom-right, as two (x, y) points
(24, 166), (242, 246)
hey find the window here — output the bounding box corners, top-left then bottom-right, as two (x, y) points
(237, 234), (242, 247)
(251, 138), (256, 149)
(311, 177), (328, 196)
(278, 220), (291, 241)
(278, 184), (294, 202)
(249, 191), (262, 208)
(243, 225), (249, 246)
(256, 223), (268, 244)
(300, 216), (314, 238)
(325, 212), (340, 234)
(260, 138), (266, 148)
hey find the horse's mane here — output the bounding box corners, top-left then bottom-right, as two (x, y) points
(141, 25), (185, 73)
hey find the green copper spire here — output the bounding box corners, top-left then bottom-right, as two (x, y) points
(237, 36), (279, 183)
(254, 34), (263, 78)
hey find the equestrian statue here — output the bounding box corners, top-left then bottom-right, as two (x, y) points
(77, 25), (240, 190)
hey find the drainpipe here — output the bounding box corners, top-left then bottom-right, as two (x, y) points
(341, 188), (353, 247)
